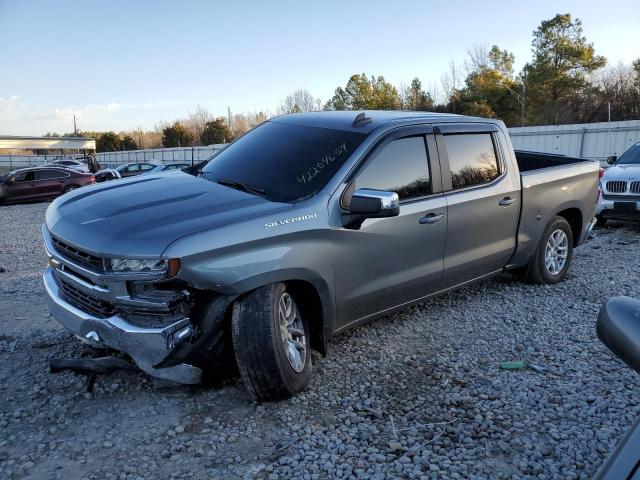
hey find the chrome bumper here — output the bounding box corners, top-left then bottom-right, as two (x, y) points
(43, 266), (201, 384)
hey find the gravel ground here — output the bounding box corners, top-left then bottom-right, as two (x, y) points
(1, 202), (640, 480)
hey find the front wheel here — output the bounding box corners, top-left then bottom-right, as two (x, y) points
(232, 282), (311, 401)
(525, 216), (574, 284)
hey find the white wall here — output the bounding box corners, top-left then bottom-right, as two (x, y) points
(508, 120), (640, 161)
(95, 145), (226, 167)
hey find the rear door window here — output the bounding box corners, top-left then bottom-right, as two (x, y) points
(354, 136), (431, 200)
(37, 169), (69, 180)
(443, 133), (501, 189)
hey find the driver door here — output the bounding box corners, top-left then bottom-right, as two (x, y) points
(333, 127), (447, 328)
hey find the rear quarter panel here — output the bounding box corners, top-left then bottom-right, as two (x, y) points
(509, 162), (599, 268)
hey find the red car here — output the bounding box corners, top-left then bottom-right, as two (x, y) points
(0, 166), (95, 205)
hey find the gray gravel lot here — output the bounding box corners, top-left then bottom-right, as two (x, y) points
(1, 202), (640, 479)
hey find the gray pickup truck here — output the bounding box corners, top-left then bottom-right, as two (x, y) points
(42, 111), (599, 400)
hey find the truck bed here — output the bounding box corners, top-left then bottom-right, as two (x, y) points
(508, 150), (600, 269)
(514, 150), (592, 172)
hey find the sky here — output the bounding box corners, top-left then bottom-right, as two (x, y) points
(0, 0), (639, 135)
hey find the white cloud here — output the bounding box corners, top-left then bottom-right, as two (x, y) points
(0, 96), (194, 135)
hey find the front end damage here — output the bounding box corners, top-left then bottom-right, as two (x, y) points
(42, 225), (230, 384)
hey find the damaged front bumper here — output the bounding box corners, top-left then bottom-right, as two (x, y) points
(43, 268), (201, 383)
(42, 227), (202, 384)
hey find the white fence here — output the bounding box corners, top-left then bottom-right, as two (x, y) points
(0, 145), (227, 171)
(95, 145), (226, 167)
(508, 120), (640, 162)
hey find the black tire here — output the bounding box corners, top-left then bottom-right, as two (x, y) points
(525, 215), (574, 284)
(595, 215), (608, 228)
(232, 282), (311, 401)
(63, 185), (79, 194)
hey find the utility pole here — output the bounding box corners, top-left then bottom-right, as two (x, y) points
(520, 67), (526, 127)
(73, 115), (77, 135)
(227, 106), (232, 132)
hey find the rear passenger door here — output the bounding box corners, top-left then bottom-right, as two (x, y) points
(435, 124), (520, 287)
(36, 168), (70, 198)
(333, 127), (447, 326)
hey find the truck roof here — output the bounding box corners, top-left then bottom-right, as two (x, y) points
(271, 110), (498, 133)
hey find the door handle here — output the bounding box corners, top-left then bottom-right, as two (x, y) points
(419, 213), (444, 225)
(499, 197), (515, 207)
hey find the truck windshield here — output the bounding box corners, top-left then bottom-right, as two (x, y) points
(201, 121), (367, 202)
(617, 144), (640, 165)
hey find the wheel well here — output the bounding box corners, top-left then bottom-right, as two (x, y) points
(286, 280), (326, 355)
(557, 208), (582, 246)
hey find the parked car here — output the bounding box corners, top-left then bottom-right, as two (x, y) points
(596, 142), (640, 225)
(95, 162), (157, 182)
(51, 159), (90, 173)
(41, 111), (599, 400)
(595, 296), (640, 479)
(0, 166), (95, 204)
(143, 163), (190, 174)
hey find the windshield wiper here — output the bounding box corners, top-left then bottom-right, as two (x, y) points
(215, 178), (266, 197)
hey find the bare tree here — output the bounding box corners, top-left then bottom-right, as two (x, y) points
(278, 89), (317, 115)
(441, 60), (462, 112)
(184, 105), (214, 145)
(465, 44), (490, 74)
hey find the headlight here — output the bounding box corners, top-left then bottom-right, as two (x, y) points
(109, 258), (180, 277)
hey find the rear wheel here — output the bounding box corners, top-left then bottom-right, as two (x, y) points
(525, 216), (574, 284)
(232, 282), (311, 401)
(63, 185), (79, 194)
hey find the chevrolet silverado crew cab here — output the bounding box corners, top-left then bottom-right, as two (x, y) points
(42, 111), (599, 400)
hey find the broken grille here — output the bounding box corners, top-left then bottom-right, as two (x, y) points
(56, 274), (116, 319)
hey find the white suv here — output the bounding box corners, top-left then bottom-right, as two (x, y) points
(597, 143), (640, 225)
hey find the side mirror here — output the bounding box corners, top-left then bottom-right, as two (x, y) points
(607, 155), (617, 165)
(597, 296), (640, 374)
(349, 188), (400, 218)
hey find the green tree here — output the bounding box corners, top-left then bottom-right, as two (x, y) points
(458, 45), (522, 125)
(161, 122), (193, 148)
(96, 131), (120, 152)
(404, 78), (434, 111)
(200, 118), (231, 145)
(120, 135), (137, 150)
(325, 74), (401, 110)
(526, 13), (606, 124)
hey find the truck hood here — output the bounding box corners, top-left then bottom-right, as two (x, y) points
(45, 172), (290, 257)
(603, 164), (640, 182)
